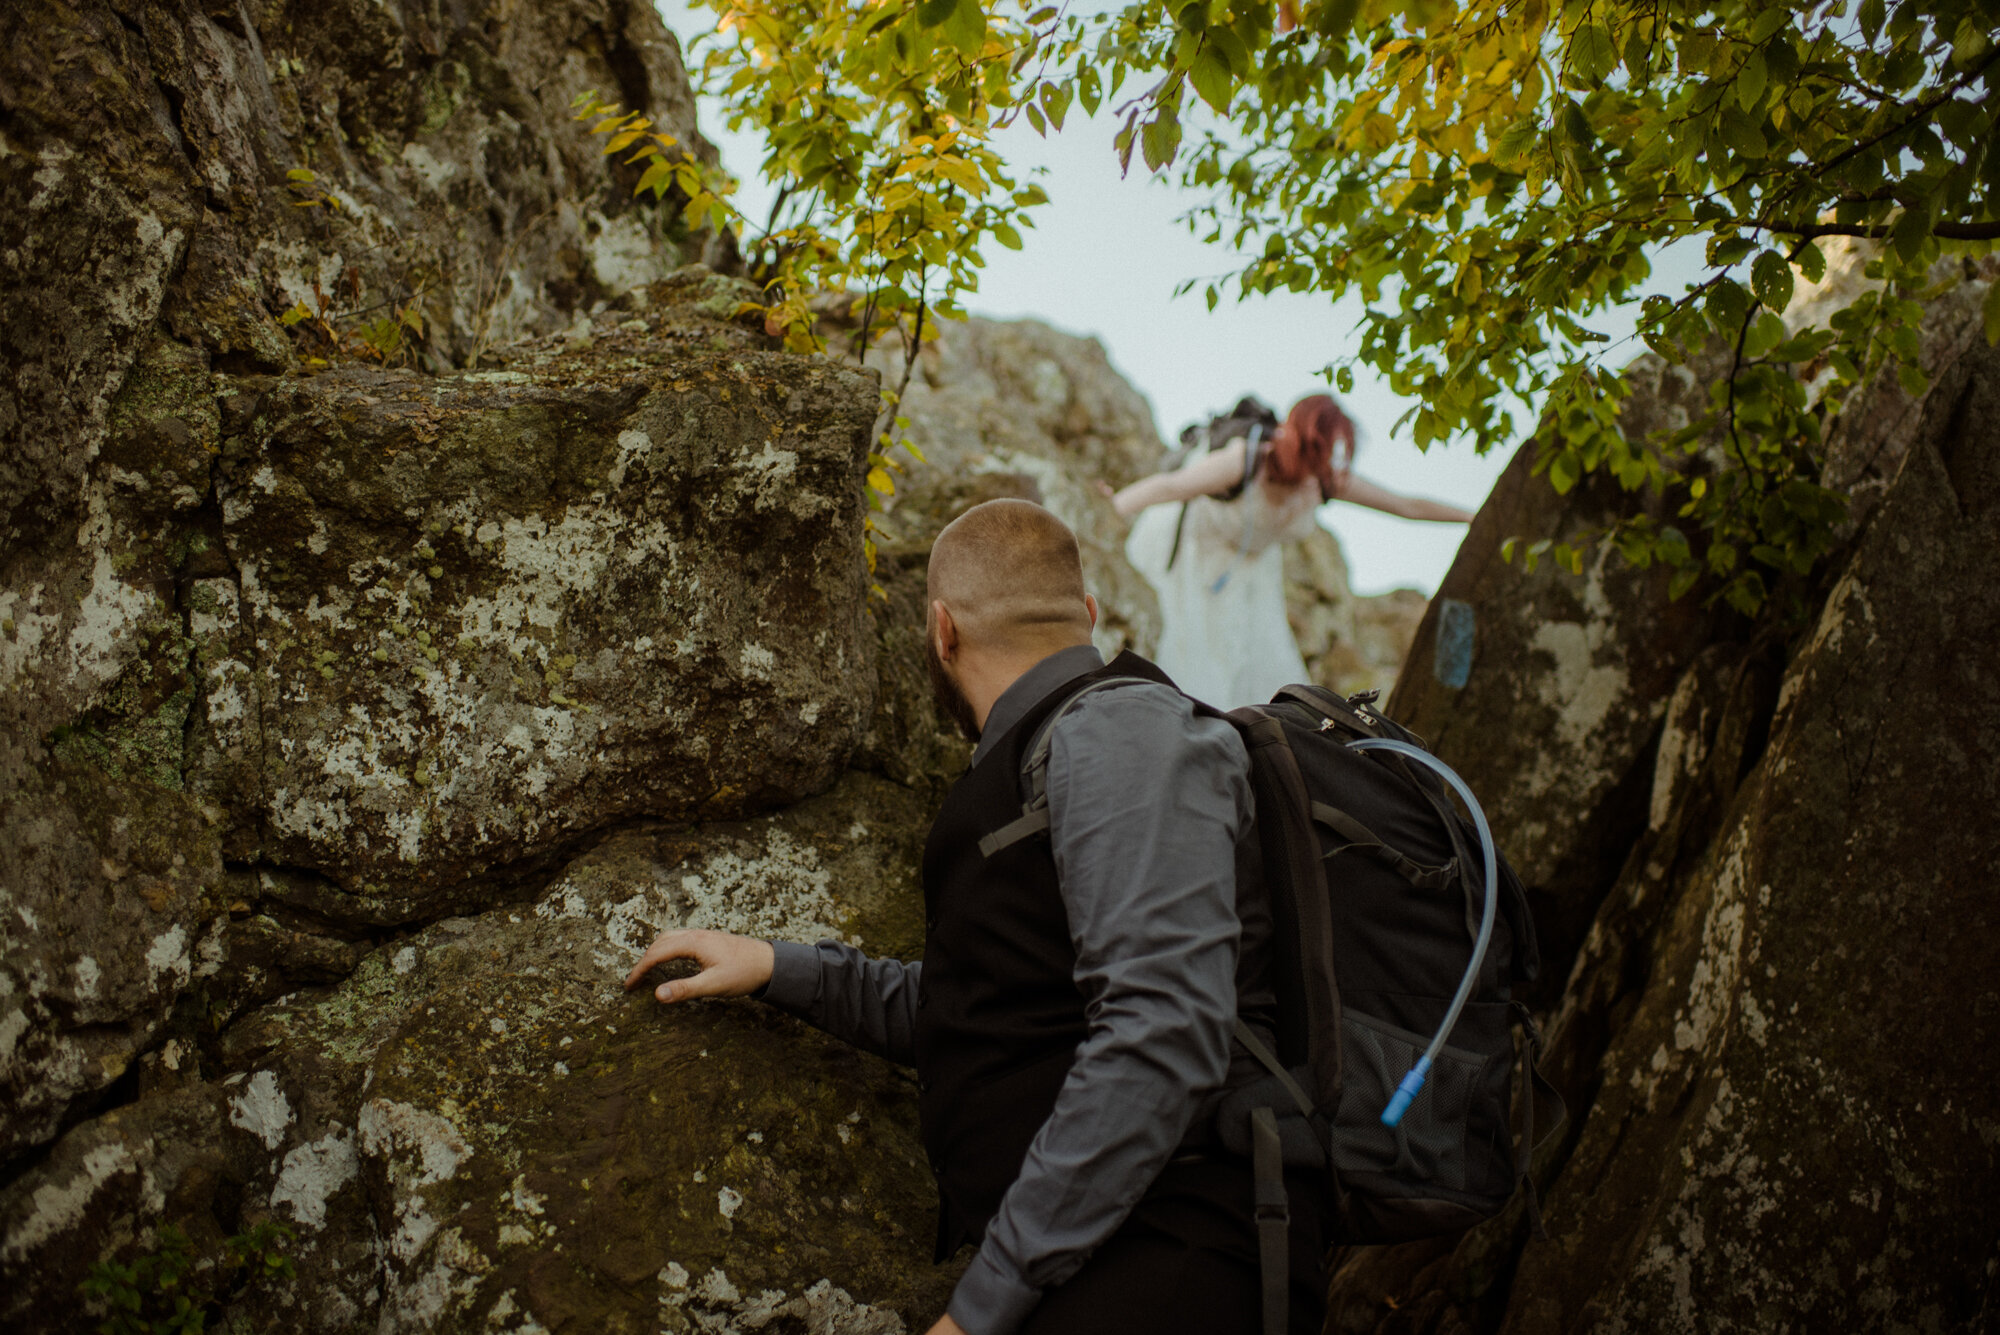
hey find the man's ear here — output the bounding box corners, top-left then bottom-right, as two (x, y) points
(931, 599), (958, 661)
(1085, 593), (1099, 631)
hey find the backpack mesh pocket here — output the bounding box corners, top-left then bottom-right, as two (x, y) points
(1329, 1009), (1487, 1192)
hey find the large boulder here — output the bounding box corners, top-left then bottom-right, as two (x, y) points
(0, 281), (880, 1179)
(1328, 263), (1999, 1333)
(0, 0), (750, 1180)
(1, 0), (712, 568)
(1385, 348), (1736, 1002)
(198, 285), (875, 901)
(1497, 337), (2000, 1335)
(3, 772), (958, 1333)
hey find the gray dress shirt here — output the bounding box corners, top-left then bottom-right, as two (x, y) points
(762, 644), (1253, 1335)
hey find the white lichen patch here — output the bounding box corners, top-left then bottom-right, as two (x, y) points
(0, 1142), (136, 1264)
(506, 1174), (546, 1217)
(66, 548), (154, 692)
(659, 1265), (907, 1335)
(716, 1186), (743, 1220)
(144, 925), (190, 986)
(359, 1098), (472, 1186)
(0, 582), (63, 696)
(737, 442), (801, 512)
(1672, 843), (1751, 1055)
(229, 1070), (295, 1150)
(1528, 618), (1628, 767)
(270, 1127), (359, 1229)
(607, 429), (652, 489)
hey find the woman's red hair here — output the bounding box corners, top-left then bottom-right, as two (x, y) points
(1265, 394), (1356, 497)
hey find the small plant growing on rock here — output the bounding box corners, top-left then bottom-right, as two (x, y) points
(79, 1221), (296, 1334)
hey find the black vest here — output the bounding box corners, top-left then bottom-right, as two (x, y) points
(914, 651), (1277, 1257)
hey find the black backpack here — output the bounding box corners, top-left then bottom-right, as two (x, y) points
(992, 677), (1565, 1334)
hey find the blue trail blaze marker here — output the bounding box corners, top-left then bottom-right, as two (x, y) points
(1434, 598), (1474, 689)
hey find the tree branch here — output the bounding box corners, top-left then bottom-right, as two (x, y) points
(1750, 217), (2000, 241)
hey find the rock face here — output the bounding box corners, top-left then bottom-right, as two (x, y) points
(0, 269), (878, 1165)
(1503, 341), (2000, 1331)
(0, 0), (738, 1179)
(2, 0), (713, 569)
(2, 772), (954, 1334)
(0, 1), (988, 1322)
(1329, 264), (2000, 1331)
(1385, 346), (1737, 1005)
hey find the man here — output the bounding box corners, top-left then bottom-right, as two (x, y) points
(623, 500), (1324, 1334)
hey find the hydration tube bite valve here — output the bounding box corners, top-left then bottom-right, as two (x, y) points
(1346, 737), (1501, 1129)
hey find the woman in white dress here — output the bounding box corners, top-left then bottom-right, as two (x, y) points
(1110, 393), (1472, 709)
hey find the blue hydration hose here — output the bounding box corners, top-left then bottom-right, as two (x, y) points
(1346, 737), (1499, 1128)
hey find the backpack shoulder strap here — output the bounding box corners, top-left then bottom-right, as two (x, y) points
(977, 675), (1155, 858)
(1228, 706), (1344, 1113)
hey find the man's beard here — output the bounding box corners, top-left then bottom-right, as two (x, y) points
(925, 634), (980, 743)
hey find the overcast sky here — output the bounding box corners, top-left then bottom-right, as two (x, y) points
(651, 3), (1704, 592)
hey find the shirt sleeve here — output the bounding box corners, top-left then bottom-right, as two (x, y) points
(945, 684), (1252, 1335)
(759, 939), (921, 1068)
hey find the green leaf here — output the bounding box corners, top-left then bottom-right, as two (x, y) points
(1719, 108), (1768, 157)
(1209, 25), (1250, 76)
(1570, 23), (1618, 86)
(1890, 207), (1930, 265)
(1078, 65), (1102, 116)
(1706, 278), (1751, 333)
(943, 0), (985, 57)
(1859, 0), (1886, 44)
(915, 0), (957, 28)
(1796, 241), (1826, 286)
(1311, 0), (1359, 41)
(286, 167), (317, 183)
(1751, 250), (1794, 312)
(1040, 79), (1073, 131)
(634, 159), (674, 198)
(1548, 450), (1581, 494)
(1748, 8), (1789, 44)
(1494, 115), (1540, 165)
(1190, 50), (1233, 112)
(1736, 50), (1767, 109)
(1025, 102), (1047, 135)
(1141, 110), (1183, 171)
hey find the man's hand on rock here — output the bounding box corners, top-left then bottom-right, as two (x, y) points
(623, 929), (775, 1003)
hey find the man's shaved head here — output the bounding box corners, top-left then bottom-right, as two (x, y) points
(928, 500), (1093, 652)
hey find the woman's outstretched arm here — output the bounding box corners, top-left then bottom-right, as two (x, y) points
(1334, 473), (1475, 522)
(1108, 437), (1248, 518)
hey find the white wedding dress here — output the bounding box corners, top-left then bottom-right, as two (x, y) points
(1125, 479), (1323, 709)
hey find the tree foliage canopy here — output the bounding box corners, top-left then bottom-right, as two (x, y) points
(646, 0), (2000, 610)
